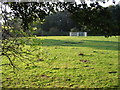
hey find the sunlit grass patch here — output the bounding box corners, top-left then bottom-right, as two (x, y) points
(2, 36), (119, 88)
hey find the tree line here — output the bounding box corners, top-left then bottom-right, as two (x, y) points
(33, 4), (120, 36)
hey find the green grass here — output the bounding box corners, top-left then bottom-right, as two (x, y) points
(2, 36), (119, 88)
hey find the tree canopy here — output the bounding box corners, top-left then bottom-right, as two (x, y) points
(4, 1), (119, 36)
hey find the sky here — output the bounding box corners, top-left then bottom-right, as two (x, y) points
(59, 0), (120, 7)
(75, 0), (120, 7)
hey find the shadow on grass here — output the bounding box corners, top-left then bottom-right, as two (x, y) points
(29, 38), (119, 51)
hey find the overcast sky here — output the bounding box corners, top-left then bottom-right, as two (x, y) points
(75, 0), (120, 7)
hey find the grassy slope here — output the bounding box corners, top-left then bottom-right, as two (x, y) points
(2, 36), (119, 88)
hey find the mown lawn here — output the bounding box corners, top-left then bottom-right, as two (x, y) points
(2, 36), (119, 88)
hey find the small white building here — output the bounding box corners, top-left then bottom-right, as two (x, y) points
(69, 32), (87, 36)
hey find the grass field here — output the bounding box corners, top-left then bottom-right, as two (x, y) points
(2, 36), (119, 88)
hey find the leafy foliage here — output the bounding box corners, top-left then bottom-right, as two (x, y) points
(70, 27), (79, 32)
(108, 5), (120, 35)
(40, 11), (76, 32)
(69, 2), (118, 37)
(1, 3), (44, 69)
(5, 2), (119, 36)
(1, 1), (119, 69)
